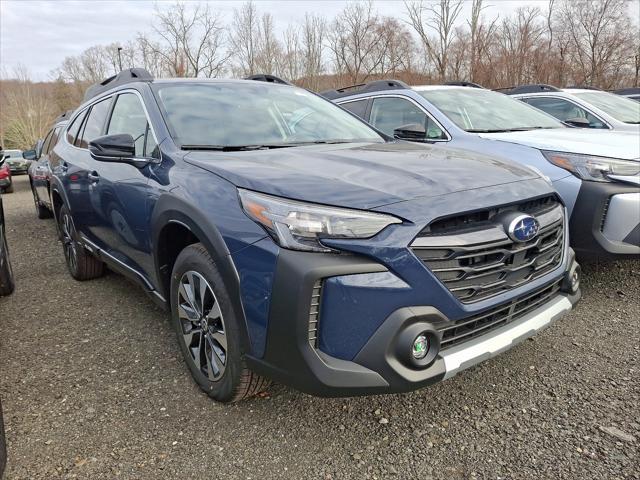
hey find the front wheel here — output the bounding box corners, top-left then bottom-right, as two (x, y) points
(0, 229), (14, 296)
(58, 205), (104, 281)
(170, 243), (270, 402)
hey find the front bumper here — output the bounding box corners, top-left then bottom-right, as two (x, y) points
(569, 181), (640, 259)
(246, 249), (581, 397)
(8, 165), (28, 175)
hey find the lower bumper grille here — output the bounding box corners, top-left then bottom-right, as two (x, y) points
(439, 279), (562, 350)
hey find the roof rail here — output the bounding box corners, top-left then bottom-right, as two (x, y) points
(444, 81), (484, 89)
(245, 74), (293, 86)
(565, 85), (601, 91)
(499, 84), (561, 95)
(320, 79), (409, 100)
(54, 110), (73, 124)
(613, 87), (640, 96)
(83, 68), (154, 102)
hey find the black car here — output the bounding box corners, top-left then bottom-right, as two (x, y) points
(26, 112), (70, 219)
(0, 193), (14, 477)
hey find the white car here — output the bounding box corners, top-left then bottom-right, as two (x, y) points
(508, 85), (640, 132)
(325, 82), (640, 259)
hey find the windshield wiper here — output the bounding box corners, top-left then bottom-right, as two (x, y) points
(181, 140), (353, 151)
(182, 144), (285, 151)
(466, 126), (553, 133)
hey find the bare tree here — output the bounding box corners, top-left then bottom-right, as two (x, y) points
(300, 14), (326, 90)
(229, 1), (260, 76)
(327, 1), (386, 84)
(557, 0), (635, 87)
(145, 2), (228, 77)
(255, 13), (282, 75)
(1, 66), (57, 149)
(405, 0), (464, 80)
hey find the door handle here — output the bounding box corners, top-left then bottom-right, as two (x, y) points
(88, 171), (100, 183)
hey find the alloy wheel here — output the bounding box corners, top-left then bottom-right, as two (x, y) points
(61, 213), (78, 273)
(177, 271), (227, 381)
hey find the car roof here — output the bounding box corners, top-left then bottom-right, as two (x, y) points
(412, 85), (475, 92)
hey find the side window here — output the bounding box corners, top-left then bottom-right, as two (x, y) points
(370, 97), (446, 140)
(524, 97), (606, 128)
(340, 99), (369, 120)
(41, 129), (55, 155)
(66, 110), (88, 145)
(45, 127), (62, 155)
(107, 93), (156, 157)
(78, 97), (112, 149)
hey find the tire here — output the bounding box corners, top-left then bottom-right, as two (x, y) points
(0, 229), (14, 297)
(32, 185), (52, 219)
(58, 205), (104, 281)
(170, 243), (270, 403)
(4, 183), (12, 194)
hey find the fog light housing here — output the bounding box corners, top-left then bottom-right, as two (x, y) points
(562, 260), (581, 294)
(412, 334), (429, 359)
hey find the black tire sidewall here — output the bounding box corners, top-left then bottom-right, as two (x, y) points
(58, 205), (80, 278)
(170, 244), (243, 401)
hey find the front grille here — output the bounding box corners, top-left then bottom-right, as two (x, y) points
(438, 279), (562, 350)
(308, 280), (323, 347)
(412, 196), (565, 303)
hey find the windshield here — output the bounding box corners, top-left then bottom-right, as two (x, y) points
(418, 88), (563, 132)
(155, 82), (384, 148)
(573, 91), (640, 124)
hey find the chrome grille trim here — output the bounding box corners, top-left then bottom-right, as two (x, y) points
(412, 200), (565, 303)
(308, 280), (323, 348)
(438, 279), (562, 350)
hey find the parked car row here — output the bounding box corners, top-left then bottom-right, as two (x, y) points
(0, 192), (15, 478)
(322, 80), (640, 260)
(15, 69), (637, 405)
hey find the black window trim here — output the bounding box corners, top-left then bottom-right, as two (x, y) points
(64, 95), (114, 150)
(340, 93), (452, 142)
(517, 94), (611, 129)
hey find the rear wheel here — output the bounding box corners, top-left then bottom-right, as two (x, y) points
(32, 184), (52, 219)
(3, 183), (13, 194)
(170, 243), (270, 402)
(58, 205), (104, 281)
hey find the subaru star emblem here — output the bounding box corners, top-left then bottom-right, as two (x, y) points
(508, 215), (540, 243)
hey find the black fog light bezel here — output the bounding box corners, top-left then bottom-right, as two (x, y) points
(395, 324), (440, 369)
(562, 260), (581, 294)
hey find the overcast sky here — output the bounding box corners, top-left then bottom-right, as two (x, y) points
(0, 0), (585, 81)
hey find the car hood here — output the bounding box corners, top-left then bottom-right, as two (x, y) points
(185, 142), (539, 210)
(479, 129), (640, 161)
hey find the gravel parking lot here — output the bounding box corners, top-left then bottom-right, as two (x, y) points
(0, 175), (638, 479)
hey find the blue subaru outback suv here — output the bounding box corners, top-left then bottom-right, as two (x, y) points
(48, 69), (580, 402)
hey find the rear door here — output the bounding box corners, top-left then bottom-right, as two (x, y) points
(35, 126), (63, 206)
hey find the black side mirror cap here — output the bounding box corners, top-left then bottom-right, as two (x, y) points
(393, 123), (427, 141)
(22, 149), (37, 160)
(89, 134), (149, 168)
(563, 117), (591, 128)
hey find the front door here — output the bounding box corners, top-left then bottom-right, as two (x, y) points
(86, 91), (159, 275)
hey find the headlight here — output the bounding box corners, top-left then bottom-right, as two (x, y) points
(542, 151), (639, 182)
(238, 189), (402, 252)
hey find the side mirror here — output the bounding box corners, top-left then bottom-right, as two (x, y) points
(564, 117), (591, 128)
(89, 134), (149, 168)
(393, 123), (427, 141)
(22, 149), (37, 161)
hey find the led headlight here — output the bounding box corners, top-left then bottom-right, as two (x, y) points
(238, 189), (402, 252)
(542, 151), (639, 182)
